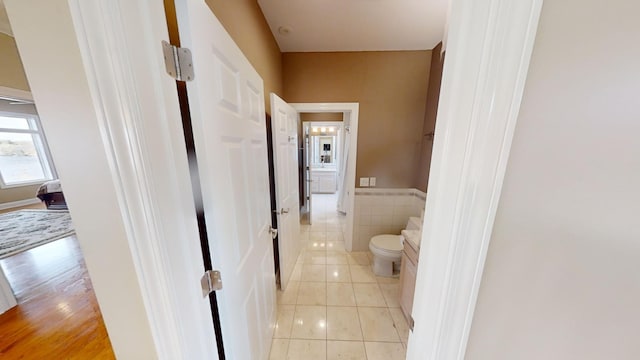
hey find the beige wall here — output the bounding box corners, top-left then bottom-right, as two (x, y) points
(0, 184), (40, 204)
(204, 0), (282, 114)
(0, 34), (40, 204)
(0, 33), (29, 91)
(416, 42), (444, 191)
(465, 1), (640, 359)
(283, 51), (431, 188)
(300, 112), (343, 122)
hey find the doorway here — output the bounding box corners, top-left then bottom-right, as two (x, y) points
(5, 0), (544, 357)
(303, 119), (347, 256)
(292, 103), (359, 252)
(0, 86), (114, 357)
(301, 117), (346, 226)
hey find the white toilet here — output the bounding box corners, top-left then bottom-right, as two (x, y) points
(369, 217), (421, 277)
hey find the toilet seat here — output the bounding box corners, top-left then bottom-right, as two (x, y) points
(369, 217), (422, 277)
(370, 234), (403, 253)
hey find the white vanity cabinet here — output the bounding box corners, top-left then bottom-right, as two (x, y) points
(399, 237), (419, 322)
(311, 169), (337, 193)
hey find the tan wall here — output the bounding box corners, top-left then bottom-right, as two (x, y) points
(283, 51), (431, 188)
(465, 0), (640, 359)
(300, 112), (343, 122)
(204, 0), (282, 115)
(416, 42), (444, 191)
(0, 33), (29, 91)
(0, 184), (40, 204)
(0, 34), (39, 204)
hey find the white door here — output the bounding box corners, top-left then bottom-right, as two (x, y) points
(270, 94), (301, 291)
(305, 128), (313, 223)
(175, 1), (276, 359)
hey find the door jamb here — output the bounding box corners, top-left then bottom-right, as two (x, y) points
(406, 0), (543, 359)
(290, 103), (359, 251)
(5, 0), (218, 358)
(300, 121), (311, 218)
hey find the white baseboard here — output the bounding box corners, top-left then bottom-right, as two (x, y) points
(0, 198), (41, 211)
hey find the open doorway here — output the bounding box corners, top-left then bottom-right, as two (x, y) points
(300, 115), (346, 226)
(0, 87), (114, 357)
(301, 117), (348, 261)
(291, 103), (359, 253)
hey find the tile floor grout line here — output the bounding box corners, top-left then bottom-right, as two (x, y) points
(325, 232), (328, 360)
(277, 193), (405, 359)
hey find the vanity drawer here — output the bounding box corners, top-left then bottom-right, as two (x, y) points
(403, 240), (419, 266)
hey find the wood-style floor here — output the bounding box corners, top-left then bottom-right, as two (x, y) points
(0, 235), (115, 359)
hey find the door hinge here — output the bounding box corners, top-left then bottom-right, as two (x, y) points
(409, 316), (415, 332)
(162, 40), (195, 82)
(200, 270), (222, 297)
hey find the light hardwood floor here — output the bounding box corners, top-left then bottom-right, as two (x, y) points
(0, 235), (115, 359)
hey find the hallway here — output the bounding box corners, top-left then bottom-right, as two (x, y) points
(271, 194), (409, 359)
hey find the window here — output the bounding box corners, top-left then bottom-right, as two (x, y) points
(0, 113), (55, 188)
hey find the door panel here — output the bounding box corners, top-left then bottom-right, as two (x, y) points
(270, 94), (301, 291)
(175, 1), (276, 358)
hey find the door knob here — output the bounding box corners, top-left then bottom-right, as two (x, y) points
(282, 208), (289, 214)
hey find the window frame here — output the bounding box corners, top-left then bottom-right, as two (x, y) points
(0, 110), (57, 189)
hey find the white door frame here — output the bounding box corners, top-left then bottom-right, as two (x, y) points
(6, 0), (543, 358)
(301, 121), (312, 217)
(406, 0), (543, 359)
(5, 0), (217, 358)
(290, 103), (359, 251)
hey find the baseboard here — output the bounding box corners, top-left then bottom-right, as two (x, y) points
(0, 198), (41, 211)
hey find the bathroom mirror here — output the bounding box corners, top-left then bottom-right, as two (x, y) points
(312, 136), (336, 167)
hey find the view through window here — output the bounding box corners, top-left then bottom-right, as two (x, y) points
(0, 114), (54, 187)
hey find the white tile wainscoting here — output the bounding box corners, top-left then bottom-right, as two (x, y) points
(352, 188), (426, 251)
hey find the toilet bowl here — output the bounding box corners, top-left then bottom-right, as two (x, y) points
(369, 234), (404, 277)
(369, 217), (422, 277)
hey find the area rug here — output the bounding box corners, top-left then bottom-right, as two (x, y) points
(0, 210), (75, 259)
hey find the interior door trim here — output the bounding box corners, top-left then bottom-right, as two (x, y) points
(163, 0), (225, 358)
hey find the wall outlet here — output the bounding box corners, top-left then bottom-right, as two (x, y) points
(369, 177), (376, 187)
(359, 177), (370, 187)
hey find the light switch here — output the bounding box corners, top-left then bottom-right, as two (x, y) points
(369, 177), (376, 187)
(359, 177), (370, 187)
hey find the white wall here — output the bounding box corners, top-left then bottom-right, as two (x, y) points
(465, 1), (640, 359)
(5, 0), (158, 357)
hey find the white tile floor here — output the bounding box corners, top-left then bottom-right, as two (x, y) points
(272, 194), (409, 360)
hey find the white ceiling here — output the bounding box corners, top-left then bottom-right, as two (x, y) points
(258, 0), (448, 52)
(0, 0), (12, 37)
